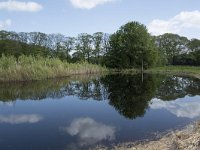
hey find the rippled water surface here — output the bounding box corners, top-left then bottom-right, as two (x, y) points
(0, 74), (200, 150)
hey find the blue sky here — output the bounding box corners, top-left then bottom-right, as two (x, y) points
(0, 0), (200, 38)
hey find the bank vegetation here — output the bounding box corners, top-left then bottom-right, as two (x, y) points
(0, 55), (106, 82)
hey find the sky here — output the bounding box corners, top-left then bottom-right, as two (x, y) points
(0, 0), (200, 39)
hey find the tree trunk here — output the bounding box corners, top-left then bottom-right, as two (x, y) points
(141, 58), (144, 83)
(87, 53), (90, 63)
(141, 58), (144, 73)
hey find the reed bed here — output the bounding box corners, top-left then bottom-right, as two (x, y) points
(0, 55), (107, 82)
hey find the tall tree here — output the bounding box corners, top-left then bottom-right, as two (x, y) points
(77, 33), (93, 63)
(64, 37), (75, 62)
(155, 33), (189, 65)
(102, 33), (110, 54)
(106, 21), (158, 69)
(188, 39), (200, 52)
(93, 32), (104, 64)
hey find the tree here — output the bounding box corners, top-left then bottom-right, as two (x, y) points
(0, 30), (10, 40)
(155, 33), (189, 65)
(188, 39), (200, 52)
(93, 32), (104, 64)
(64, 37), (75, 62)
(77, 33), (93, 63)
(105, 21), (158, 69)
(187, 39), (200, 65)
(102, 33), (110, 54)
(72, 41), (85, 62)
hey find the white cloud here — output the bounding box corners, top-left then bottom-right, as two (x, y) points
(70, 0), (116, 9)
(0, 19), (12, 30)
(0, 114), (43, 124)
(148, 10), (200, 35)
(150, 98), (200, 119)
(0, 0), (43, 12)
(63, 117), (115, 146)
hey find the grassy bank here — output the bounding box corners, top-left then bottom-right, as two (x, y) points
(1, 56), (200, 82)
(146, 66), (200, 79)
(0, 55), (107, 82)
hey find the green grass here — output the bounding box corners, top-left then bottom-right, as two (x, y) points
(0, 55), (107, 82)
(147, 66), (200, 78)
(2, 55), (200, 82)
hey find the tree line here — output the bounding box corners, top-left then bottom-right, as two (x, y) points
(0, 21), (200, 69)
(0, 31), (110, 64)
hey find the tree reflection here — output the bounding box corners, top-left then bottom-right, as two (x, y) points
(156, 76), (200, 101)
(101, 74), (161, 119)
(0, 80), (68, 101)
(1, 74), (200, 120)
(0, 75), (103, 101)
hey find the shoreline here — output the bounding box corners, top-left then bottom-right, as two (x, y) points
(1, 65), (200, 83)
(95, 121), (200, 150)
(145, 66), (200, 80)
(1, 66), (200, 149)
(0, 71), (107, 83)
(94, 66), (200, 150)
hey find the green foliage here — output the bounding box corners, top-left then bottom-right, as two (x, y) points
(188, 39), (200, 52)
(76, 33), (93, 63)
(105, 21), (158, 69)
(0, 55), (107, 82)
(92, 32), (104, 64)
(1, 21), (200, 72)
(155, 33), (189, 65)
(166, 38), (200, 66)
(0, 39), (51, 58)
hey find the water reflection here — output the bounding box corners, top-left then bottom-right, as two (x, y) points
(0, 75), (105, 101)
(101, 74), (161, 119)
(0, 74), (200, 120)
(1, 74), (200, 150)
(63, 117), (115, 146)
(0, 114), (43, 124)
(151, 98), (200, 119)
(155, 76), (200, 101)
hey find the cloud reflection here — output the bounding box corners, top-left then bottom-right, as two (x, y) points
(150, 98), (200, 119)
(63, 117), (115, 146)
(0, 101), (14, 106)
(0, 114), (43, 124)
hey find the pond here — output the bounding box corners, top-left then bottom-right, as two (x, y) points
(0, 74), (200, 150)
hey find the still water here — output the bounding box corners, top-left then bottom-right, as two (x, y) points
(0, 74), (200, 150)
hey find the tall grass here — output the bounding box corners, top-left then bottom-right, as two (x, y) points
(0, 55), (107, 82)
